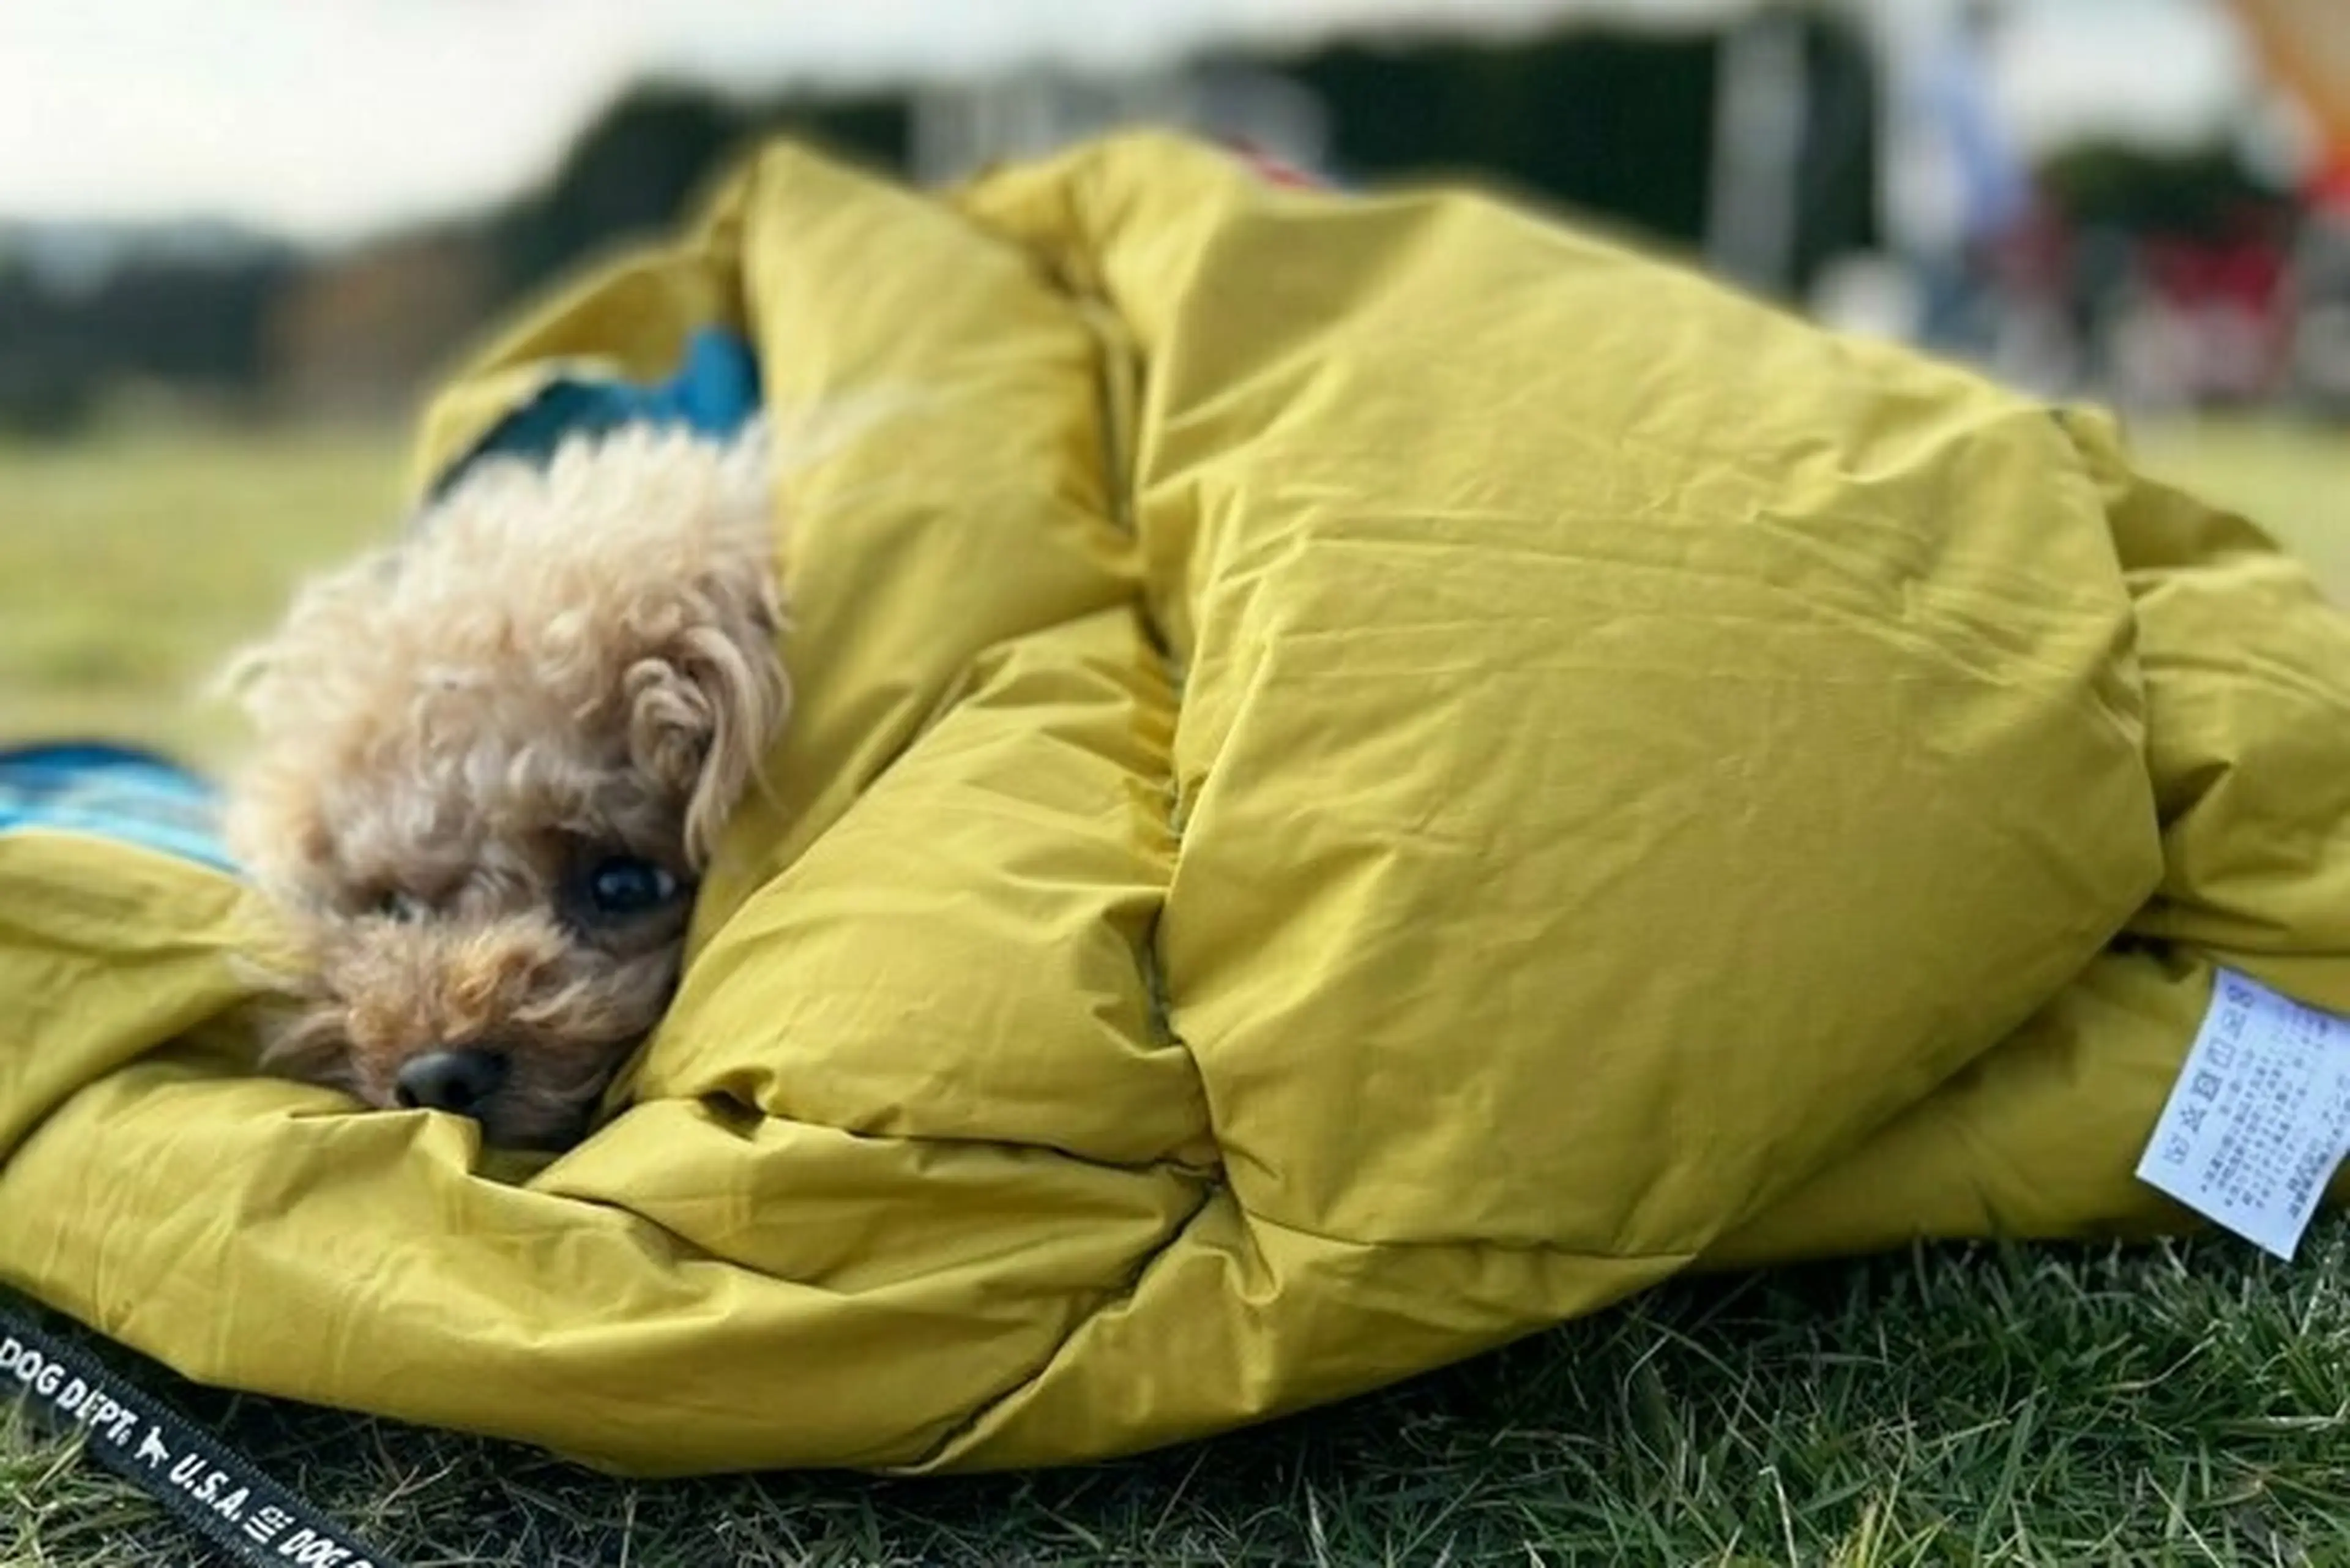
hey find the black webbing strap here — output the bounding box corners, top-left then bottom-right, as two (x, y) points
(1, 1288), (403, 1567)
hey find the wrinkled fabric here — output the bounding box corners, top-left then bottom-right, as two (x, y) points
(7, 133), (2350, 1476)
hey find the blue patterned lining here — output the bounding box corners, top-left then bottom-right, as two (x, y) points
(0, 743), (232, 872)
(433, 326), (762, 495)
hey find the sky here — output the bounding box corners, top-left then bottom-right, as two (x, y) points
(0, 0), (2265, 243)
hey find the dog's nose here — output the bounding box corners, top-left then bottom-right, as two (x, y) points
(393, 1049), (509, 1116)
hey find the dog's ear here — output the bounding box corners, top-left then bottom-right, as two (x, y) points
(218, 755), (338, 901)
(597, 424), (789, 868)
(623, 594), (787, 870)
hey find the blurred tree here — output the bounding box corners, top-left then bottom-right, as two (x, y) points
(1289, 35), (1721, 245)
(264, 228), (498, 422)
(0, 241), (291, 433)
(493, 83), (742, 290)
(1789, 16), (1881, 293)
(4, 20), (1895, 427)
(2039, 143), (2289, 237)
(488, 81), (908, 295)
(1275, 17), (1876, 294)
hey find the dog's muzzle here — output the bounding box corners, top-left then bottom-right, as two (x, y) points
(393, 1049), (509, 1116)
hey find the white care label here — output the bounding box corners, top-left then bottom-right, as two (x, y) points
(2136, 969), (2350, 1260)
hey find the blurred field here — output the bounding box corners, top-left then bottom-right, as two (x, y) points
(2134, 419), (2350, 591)
(0, 426), (405, 767)
(0, 417), (2343, 774)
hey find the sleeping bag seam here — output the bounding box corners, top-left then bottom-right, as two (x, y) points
(900, 1174), (1223, 1469)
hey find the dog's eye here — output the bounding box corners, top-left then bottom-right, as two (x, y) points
(372, 889), (425, 922)
(583, 856), (680, 918)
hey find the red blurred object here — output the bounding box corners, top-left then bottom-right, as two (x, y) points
(1224, 138), (1327, 190)
(2310, 154), (2350, 218)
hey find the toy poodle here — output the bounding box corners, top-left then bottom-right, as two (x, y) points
(222, 424), (788, 1149)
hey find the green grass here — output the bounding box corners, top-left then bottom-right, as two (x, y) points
(9, 1233), (2350, 1565)
(2130, 419), (2350, 593)
(0, 424), (404, 767)
(3, 416), (2348, 1566)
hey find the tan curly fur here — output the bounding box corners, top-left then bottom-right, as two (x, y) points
(222, 423), (788, 1149)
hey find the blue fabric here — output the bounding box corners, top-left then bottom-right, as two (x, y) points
(0, 744), (232, 873)
(435, 326), (761, 495)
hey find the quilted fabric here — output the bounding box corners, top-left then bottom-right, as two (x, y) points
(6, 133), (2350, 1475)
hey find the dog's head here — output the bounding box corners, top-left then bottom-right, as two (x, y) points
(223, 425), (787, 1148)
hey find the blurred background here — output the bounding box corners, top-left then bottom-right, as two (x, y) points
(2, 0), (2345, 763)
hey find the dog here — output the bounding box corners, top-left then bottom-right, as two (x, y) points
(222, 423), (788, 1149)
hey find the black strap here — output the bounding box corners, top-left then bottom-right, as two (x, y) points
(1, 1288), (403, 1568)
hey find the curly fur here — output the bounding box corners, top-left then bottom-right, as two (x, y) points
(223, 424), (788, 1148)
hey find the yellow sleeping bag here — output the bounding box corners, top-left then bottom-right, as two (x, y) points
(6, 133), (2350, 1474)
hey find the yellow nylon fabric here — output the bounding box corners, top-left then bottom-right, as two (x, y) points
(6, 134), (2349, 1475)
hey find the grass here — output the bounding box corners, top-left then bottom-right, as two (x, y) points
(2131, 419), (2350, 591)
(9, 1233), (2350, 1565)
(0, 424), (405, 767)
(2, 414), (2348, 1566)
